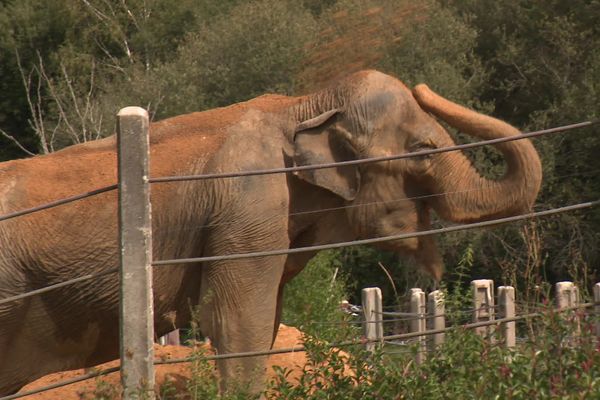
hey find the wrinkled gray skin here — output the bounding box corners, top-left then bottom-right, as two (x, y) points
(0, 70), (541, 395)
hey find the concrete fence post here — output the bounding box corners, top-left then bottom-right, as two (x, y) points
(498, 286), (516, 348)
(362, 287), (383, 353)
(117, 107), (155, 399)
(472, 280), (495, 340)
(427, 290), (445, 351)
(409, 288), (426, 364)
(556, 281), (580, 339)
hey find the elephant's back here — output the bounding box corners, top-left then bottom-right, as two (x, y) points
(149, 94), (297, 142)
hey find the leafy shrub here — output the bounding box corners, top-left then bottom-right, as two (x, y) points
(158, 0), (318, 117)
(268, 293), (600, 399)
(282, 250), (357, 342)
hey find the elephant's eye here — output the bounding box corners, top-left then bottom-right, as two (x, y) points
(407, 141), (436, 175)
(409, 141), (436, 155)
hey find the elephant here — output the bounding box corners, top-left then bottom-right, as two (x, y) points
(0, 70), (541, 395)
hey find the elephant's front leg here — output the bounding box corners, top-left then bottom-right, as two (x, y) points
(198, 256), (286, 394)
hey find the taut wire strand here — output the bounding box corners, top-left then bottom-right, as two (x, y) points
(152, 200), (599, 266)
(0, 120), (595, 223)
(148, 121), (597, 183)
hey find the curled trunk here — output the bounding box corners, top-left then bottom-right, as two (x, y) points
(412, 85), (542, 222)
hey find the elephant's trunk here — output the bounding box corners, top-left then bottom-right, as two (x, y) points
(412, 85), (542, 222)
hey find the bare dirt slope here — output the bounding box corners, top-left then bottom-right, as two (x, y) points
(19, 324), (313, 399)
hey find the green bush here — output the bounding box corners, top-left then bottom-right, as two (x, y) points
(281, 250), (357, 342)
(268, 295), (600, 399)
(157, 0), (318, 117)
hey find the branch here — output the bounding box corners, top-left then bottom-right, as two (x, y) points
(15, 48), (49, 154)
(0, 128), (36, 156)
(377, 261), (398, 299)
(35, 53), (80, 144)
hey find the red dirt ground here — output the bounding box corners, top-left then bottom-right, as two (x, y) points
(19, 324), (318, 399)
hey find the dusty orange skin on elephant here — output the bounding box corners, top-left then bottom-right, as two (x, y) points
(0, 70), (541, 396)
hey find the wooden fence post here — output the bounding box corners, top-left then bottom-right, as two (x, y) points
(362, 287), (383, 353)
(556, 281), (580, 338)
(498, 286), (516, 348)
(427, 290), (445, 350)
(472, 280), (495, 340)
(117, 106), (155, 399)
(410, 288), (426, 364)
(594, 283), (600, 338)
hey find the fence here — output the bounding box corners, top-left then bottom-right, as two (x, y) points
(7, 280), (599, 400)
(0, 110), (598, 400)
(360, 280), (600, 364)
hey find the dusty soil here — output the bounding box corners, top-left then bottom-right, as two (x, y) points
(20, 324), (319, 399)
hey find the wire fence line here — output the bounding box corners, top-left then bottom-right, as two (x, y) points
(0, 120), (596, 225)
(0, 366), (121, 400)
(288, 316), (414, 326)
(152, 199), (599, 266)
(155, 301), (597, 365)
(148, 164), (600, 237)
(2, 299), (594, 400)
(0, 161), (593, 260)
(376, 305), (500, 322)
(148, 120), (598, 184)
(152, 160), (600, 235)
(0, 184), (118, 223)
(1, 199), (597, 307)
(0, 268), (117, 307)
(0, 161), (596, 272)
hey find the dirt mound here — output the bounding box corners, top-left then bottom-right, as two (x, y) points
(19, 324), (328, 399)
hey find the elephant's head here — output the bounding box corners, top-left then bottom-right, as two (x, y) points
(291, 70), (542, 280)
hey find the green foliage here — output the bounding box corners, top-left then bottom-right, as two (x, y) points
(378, 0), (488, 106)
(87, 376), (119, 399)
(440, 244), (474, 324)
(0, 0), (208, 155)
(266, 336), (363, 399)
(185, 346), (220, 400)
(338, 246), (434, 308)
(160, 0), (317, 114)
(440, 0), (600, 287)
(267, 297), (600, 399)
(183, 346), (257, 400)
(282, 250), (356, 342)
(0, 0), (76, 157)
(446, 0), (599, 123)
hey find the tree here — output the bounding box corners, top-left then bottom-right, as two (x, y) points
(157, 0), (318, 117)
(444, 0), (600, 289)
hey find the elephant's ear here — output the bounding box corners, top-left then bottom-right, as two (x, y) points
(293, 110), (360, 201)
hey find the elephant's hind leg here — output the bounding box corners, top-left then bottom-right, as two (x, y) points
(0, 294), (101, 396)
(0, 265), (38, 395)
(0, 299), (33, 396)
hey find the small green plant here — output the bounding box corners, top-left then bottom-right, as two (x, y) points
(282, 250), (358, 342)
(157, 378), (177, 400)
(186, 345), (220, 399)
(87, 375), (118, 399)
(440, 244), (475, 325)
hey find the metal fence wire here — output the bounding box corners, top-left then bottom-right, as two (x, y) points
(0, 200), (597, 308)
(0, 121), (596, 225)
(3, 302), (594, 400)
